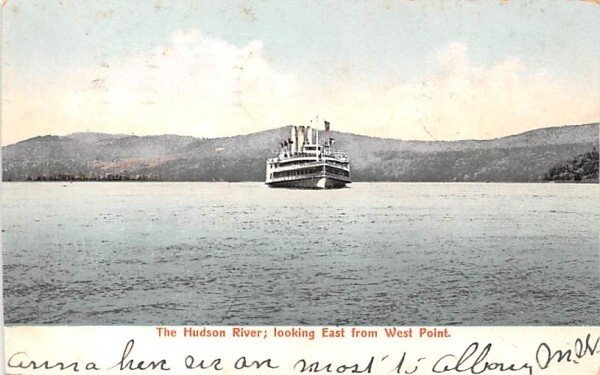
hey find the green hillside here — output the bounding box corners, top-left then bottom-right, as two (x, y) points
(543, 149), (599, 182)
(2, 123), (598, 183)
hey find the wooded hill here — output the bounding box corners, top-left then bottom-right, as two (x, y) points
(543, 148), (599, 182)
(2, 123), (598, 182)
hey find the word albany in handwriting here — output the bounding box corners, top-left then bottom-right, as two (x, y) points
(432, 342), (534, 374)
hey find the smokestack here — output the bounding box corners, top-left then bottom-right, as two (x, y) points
(291, 126), (296, 153)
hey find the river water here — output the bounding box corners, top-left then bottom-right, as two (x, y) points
(2, 182), (598, 325)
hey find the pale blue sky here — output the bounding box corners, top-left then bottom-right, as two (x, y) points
(3, 0), (600, 144)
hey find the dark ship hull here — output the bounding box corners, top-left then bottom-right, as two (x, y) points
(266, 175), (350, 189)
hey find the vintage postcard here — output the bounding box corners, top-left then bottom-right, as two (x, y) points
(2, 1), (599, 374)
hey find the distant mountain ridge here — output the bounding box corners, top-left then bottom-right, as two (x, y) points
(2, 123), (598, 182)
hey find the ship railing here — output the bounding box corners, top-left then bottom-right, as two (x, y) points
(269, 172), (351, 183)
(269, 161), (321, 171)
(288, 152), (320, 158)
(268, 151), (348, 163)
(322, 150), (348, 161)
(268, 159), (349, 171)
(267, 152), (320, 162)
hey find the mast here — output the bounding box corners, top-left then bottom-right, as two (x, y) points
(315, 115), (320, 159)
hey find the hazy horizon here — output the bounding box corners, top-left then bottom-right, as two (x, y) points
(3, 1), (600, 146)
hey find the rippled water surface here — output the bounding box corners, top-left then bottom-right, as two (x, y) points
(2, 182), (599, 325)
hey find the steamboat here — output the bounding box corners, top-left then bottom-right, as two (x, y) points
(265, 120), (350, 189)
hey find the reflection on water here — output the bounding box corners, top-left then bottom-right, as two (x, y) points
(2, 182), (599, 325)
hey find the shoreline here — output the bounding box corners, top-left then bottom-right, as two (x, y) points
(2, 180), (598, 184)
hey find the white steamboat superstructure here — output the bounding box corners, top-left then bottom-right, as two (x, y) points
(266, 121), (350, 189)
